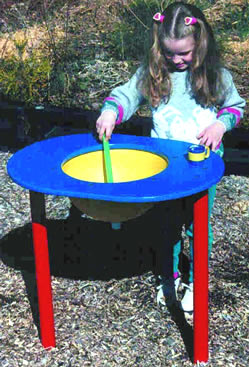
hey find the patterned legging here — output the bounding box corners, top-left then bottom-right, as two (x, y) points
(173, 184), (216, 283)
(173, 144), (224, 282)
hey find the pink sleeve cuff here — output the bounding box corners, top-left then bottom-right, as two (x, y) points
(104, 97), (124, 125)
(217, 107), (241, 127)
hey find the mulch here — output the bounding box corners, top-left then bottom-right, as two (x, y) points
(0, 144), (248, 367)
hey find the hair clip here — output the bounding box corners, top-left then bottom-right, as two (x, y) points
(185, 17), (197, 25)
(153, 12), (165, 23)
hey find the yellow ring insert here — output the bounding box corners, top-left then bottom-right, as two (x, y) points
(62, 149), (168, 183)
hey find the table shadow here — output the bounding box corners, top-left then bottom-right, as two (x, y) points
(0, 204), (193, 358)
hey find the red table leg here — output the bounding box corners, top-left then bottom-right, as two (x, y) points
(193, 192), (209, 364)
(30, 191), (56, 348)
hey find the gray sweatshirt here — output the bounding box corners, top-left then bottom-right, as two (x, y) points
(102, 67), (245, 146)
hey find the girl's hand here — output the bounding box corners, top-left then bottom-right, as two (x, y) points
(96, 110), (117, 141)
(197, 121), (226, 151)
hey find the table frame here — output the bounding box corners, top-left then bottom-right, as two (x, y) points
(30, 189), (209, 363)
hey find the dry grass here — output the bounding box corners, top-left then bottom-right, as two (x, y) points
(0, 0), (248, 124)
(0, 25), (59, 59)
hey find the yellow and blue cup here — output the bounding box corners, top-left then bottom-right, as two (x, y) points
(188, 144), (210, 162)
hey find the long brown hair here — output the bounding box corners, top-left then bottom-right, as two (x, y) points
(138, 2), (225, 107)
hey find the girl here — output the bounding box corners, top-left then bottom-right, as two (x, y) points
(96, 2), (245, 312)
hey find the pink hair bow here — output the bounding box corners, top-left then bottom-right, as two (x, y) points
(153, 12), (165, 23)
(185, 17), (197, 25)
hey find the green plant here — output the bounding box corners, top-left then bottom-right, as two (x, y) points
(205, 1), (249, 41)
(223, 3), (249, 40)
(0, 44), (51, 104)
(0, 0), (80, 106)
(103, 0), (160, 61)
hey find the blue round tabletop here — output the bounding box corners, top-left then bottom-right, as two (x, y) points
(7, 133), (224, 203)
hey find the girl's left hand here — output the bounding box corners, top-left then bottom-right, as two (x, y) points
(197, 121), (226, 151)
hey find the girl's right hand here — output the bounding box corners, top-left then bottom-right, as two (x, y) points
(96, 110), (117, 141)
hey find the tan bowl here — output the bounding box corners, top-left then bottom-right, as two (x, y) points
(70, 197), (154, 222)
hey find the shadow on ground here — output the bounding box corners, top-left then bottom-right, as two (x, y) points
(0, 206), (169, 281)
(0, 205), (194, 359)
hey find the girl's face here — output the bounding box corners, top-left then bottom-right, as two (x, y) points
(163, 35), (195, 71)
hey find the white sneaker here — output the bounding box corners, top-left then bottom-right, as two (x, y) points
(181, 282), (193, 312)
(157, 276), (181, 306)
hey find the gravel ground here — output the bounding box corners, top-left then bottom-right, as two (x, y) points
(0, 145), (248, 367)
